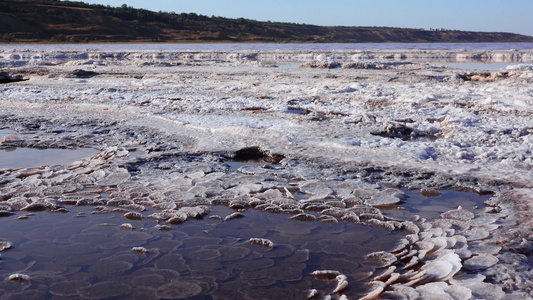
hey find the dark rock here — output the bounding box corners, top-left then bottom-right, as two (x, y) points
(65, 69), (99, 78)
(371, 122), (425, 140)
(0, 210), (15, 217)
(124, 212), (143, 221)
(21, 203), (48, 212)
(0, 72), (26, 83)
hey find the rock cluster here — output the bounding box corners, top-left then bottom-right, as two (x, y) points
(0, 71), (25, 83)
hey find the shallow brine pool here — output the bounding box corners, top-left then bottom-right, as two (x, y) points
(0, 189), (490, 299)
(0, 205), (401, 299)
(436, 62), (514, 71)
(0, 130), (98, 169)
(0, 147), (99, 169)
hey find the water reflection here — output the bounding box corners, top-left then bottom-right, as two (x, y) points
(0, 147), (98, 169)
(1, 42), (532, 51)
(0, 129), (98, 169)
(384, 190), (490, 220)
(434, 62), (514, 71)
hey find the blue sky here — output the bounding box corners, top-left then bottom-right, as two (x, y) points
(85, 0), (533, 37)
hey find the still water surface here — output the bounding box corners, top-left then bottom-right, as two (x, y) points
(0, 130), (98, 169)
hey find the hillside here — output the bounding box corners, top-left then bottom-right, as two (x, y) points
(1, 0), (533, 43)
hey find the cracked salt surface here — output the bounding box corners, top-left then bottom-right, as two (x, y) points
(0, 48), (532, 299)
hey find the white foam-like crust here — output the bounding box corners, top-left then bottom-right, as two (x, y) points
(1, 50), (532, 188)
(1, 49), (533, 298)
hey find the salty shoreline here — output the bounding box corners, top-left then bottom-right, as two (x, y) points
(1, 48), (533, 66)
(1, 50), (532, 299)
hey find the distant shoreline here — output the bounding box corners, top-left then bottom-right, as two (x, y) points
(2, 1), (532, 44)
(1, 42), (533, 52)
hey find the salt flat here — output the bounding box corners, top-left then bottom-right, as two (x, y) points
(0, 50), (532, 299)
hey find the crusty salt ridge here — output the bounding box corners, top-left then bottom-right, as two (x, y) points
(0, 49), (532, 298)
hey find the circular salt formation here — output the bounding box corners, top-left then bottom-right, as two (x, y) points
(463, 254), (499, 270)
(8, 273), (30, 282)
(323, 242), (363, 256)
(131, 286), (157, 299)
(463, 227), (491, 242)
(469, 215), (498, 226)
(157, 281), (203, 299)
(88, 259), (134, 276)
(228, 198), (250, 210)
(449, 273), (486, 286)
(154, 224), (172, 231)
(181, 236), (223, 248)
(469, 241), (502, 255)
(466, 282), (505, 299)
(420, 252), (462, 282)
(68, 232), (117, 249)
(218, 246), (251, 261)
(21, 202), (48, 212)
(420, 188), (442, 197)
(440, 207), (475, 221)
(341, 211), (361, 223)
(232, 258), (275, 272)
(7, 197), (29, 210)
(416, 282), (472, 300)
(123, 212), (143, 220)
(131, 274), (166, 287)
(97, 168), (131, 186)
(113, 231), (152, 245)
(132, 246), (148, 254)
(245, 265), (304, 282)
(121, 223), (134, 230)
(155, 254), (188, 272)
(26, 262), (68, 275)
(364, 251), (398, 268)
(290, 213), (317, 222)
(0, 210), (15, 217)
(320, 215), (339, 223)
(79, 281), (131, 299)
(320, 207), (348, 219)
(224, 211), (245, 221)
(320, 257), (359, 274)
(186, 248), (221, 261)
(275, 221), (317, 235)
(0, 240), (12, 251)
(262, 244), (296, 258)
(49, 280), (91, 297)
(299, 181), (333, 196)
(366, 193), (402, 206)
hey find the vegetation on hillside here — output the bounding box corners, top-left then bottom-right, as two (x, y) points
(1, 0), (532, 43)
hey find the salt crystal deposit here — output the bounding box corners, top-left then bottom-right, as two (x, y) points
(0, 48), (532, 299)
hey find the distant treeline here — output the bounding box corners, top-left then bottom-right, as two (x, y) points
(1, 0), (532, 43)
